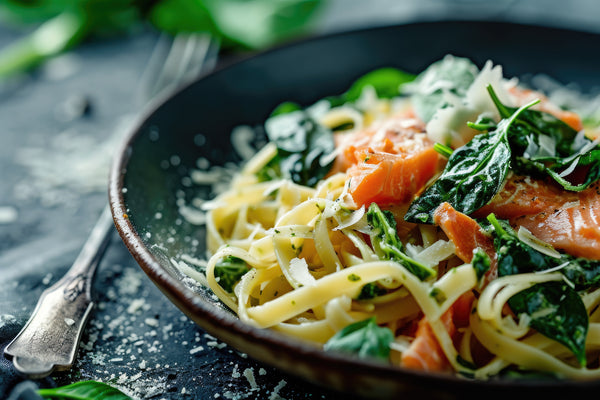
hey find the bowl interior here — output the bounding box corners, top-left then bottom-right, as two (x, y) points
(111, 21), (600, 397)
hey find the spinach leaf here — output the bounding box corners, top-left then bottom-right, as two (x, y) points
(471, 247), (491, 283)
(343, 67), (416, 102)
(487, 214), (600, 290)
(356, 282), (388, 300)
(485, 214), (590, 365)
(508, 281), (588, 366)
(270, 101), (301, 117)
(487, 85), (600, 191)
(409, 56), (479, 122)
(367, 203), (435, 281)
(214, 255), (249, 292)
(37, 380), (131, 400)
(258, 111), (335, 187)
(323, 317), (393, 361)
(405, 100), (536, 224)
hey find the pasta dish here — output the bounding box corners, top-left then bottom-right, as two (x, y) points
(195, 55), (600, 379)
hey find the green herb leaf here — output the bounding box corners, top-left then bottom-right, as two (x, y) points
(323, 317), (393, 361)
(486, 85), (600, 191)
(343, 67), (416, 102)
(356, 282), (388, 300)
(409, 56), (479, 122)
(366, 203), (434, 281)
(200, 0), (322, 49)
(258, 111), (335, 187)
(214, 255), (249, 292)
(485, 214), (594, 365)
(508, 281), (588, 366)
(37, 380), (131, 400)
(471, 247), (491, 282)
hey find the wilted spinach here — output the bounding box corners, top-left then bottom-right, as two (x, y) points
(408, 56), (479, 123)
(405, 99), (536, 224)
(214, 255), (249, 292)
(257, 111), (335, 187)
(509, 282), (588, 366)
(323, 317), (393, 361)
(486, 85), (600, 191)
(367, 203), (434, 281)
(486, 214), (600, 290)
(485, 214), (590, 364)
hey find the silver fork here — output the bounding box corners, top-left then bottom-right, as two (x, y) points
(4, 32), (219, 379)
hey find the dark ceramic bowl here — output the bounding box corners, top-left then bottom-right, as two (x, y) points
(109, 21), (600, 399)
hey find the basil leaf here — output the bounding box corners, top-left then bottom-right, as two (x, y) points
(258, 111), (335, 187)
(37, 381), (131, 400)
(409, 56), (479, 122)
(323, 317), (393, 361)
(508, 281), (588, 366)
(367, 203), (434, 281)
(214, 255), (249, 292)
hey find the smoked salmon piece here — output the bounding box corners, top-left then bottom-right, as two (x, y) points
(401, 292), (474, 372)
(473, 174), (600, 260)
(337, 115), (441, 208)
(434, 202), (498, 282)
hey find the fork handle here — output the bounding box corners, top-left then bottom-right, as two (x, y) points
(4, 207), (113, 378)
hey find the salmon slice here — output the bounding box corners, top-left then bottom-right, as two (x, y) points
(401, 292), (474, 372)
(339, 115), (441, 208)
(509, 86), (584, 132)
(473, 174), (600, 260)
(434, 202), (498, 282)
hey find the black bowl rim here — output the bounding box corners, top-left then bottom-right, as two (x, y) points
(108, 19), (600, 394)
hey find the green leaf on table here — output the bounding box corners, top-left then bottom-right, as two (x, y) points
(202, 0), (322, 49)
(324, 317), (393, 361)
(147, 0), (216, 36)
(37, 380), (131, 400)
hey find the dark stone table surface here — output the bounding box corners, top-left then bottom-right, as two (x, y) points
(2, 1), (600, 399)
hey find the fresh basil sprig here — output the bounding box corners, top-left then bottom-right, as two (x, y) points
(405, 99), (537, 224)
(37, 381), (131, 400)
(323, 317), (393, 361)
(485, 85), (600, 191)
(257, 111), (335, 187)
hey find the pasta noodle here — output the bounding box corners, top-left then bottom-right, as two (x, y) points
(191, 55), (600, 380)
